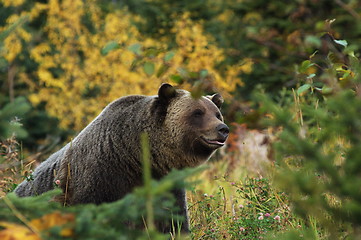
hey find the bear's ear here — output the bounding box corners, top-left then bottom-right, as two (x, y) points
(208, 93), (223, 109)
(158, 83), (177, 103)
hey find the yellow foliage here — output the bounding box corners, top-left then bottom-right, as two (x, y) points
(29, 3), (48, 20)
(217, 9), (234, 23)
(0, 211), (75, 239)
(172, 13), (225, 72)
(30, 211), (74, 237)
(1, 13), (31, 62)
(3, 34), (22, 62)
(0, 0), (24, 7)
(0, 222), (40, 240)
(24, 0), (157, 130)
(3, 2), (245, 131)
(167, 12), (244, 94)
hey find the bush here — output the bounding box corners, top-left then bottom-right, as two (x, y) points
(0, 166), (204, 240)
(257, 39), (361, 239)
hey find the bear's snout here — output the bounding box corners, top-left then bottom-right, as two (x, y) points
(216, 123), (229, 141)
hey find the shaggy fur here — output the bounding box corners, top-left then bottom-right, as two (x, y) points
(14, 83), (229, 232)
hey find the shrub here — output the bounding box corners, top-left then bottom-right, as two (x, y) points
(257, 39), (361, 239)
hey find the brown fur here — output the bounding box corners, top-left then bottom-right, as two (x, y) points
(14, 83), (229, 232)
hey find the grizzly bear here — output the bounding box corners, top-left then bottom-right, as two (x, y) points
(14, 83), (229, 232)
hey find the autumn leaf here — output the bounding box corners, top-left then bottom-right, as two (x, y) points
(30, 211), (75, 237)
(0, 211), (75, 239)
(143, 62), (155, 76)
(0, 222), (40, 240)
(6, 3), (242, 132)
(101, 41), (120, 55)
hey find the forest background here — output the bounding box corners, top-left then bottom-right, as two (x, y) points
(1, 0), (361, 239)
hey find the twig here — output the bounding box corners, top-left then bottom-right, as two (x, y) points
(292, 89), (304, 127)
(64, 162), (71, 207)
(141, 133), (155, 232)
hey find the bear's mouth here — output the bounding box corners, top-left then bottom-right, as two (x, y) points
(201, 137), (226, 147)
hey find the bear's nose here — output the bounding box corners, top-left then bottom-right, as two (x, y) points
(216, 123), (229, 139)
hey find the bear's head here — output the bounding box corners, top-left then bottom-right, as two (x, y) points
(155, 83), (229, 168)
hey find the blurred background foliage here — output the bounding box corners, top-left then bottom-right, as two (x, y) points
(0, 0), (361, 151)
(1, 0), (361, 150)
(2, 0), (361, 239)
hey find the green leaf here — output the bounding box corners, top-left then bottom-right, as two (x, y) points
(164, 51), (175, 62)
(299, 60), (315, 73)
(305, 35), (321, 48)
(191, 81), (204, 99)
(130, 58), (141, 71)
(342, 71), (350, 79)
(307, 74), (316, 79)
(309, 50), (318, 59)
(191, 88), (203, 99)
(128, 43), (142, 55)
(177, 67), (189, 78)
(156, 64), (169, 77)
(189, 72), (198, 78)
(144, 47), (159, 57)
(101, 41), (120, 55)
(170, 75), (183, 84)
(143, 62), (155, 76)
(334, 39), (348, 48)
(200, 69), (208, 79)
(297, 84), (311, 95)
(321, 86), (333, 95)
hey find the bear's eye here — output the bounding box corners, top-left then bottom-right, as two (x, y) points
(193, 109), (204, 118)
(216, 112), (222, 120)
